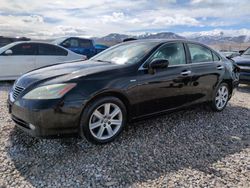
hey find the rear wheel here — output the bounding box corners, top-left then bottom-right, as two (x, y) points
(211, 83), (229, 111)
(80, 97), (126, 144)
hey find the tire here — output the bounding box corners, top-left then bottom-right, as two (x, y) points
(80, 96), (127, 144)
(210, 83), (230, 112)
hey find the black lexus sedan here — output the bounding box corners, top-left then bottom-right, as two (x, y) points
(8, 39), (239, 144)
(233, 47), (250, 84)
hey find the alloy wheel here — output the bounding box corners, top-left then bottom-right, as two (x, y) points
(215, 85), (229, 110)
(89, 103), (123, 140)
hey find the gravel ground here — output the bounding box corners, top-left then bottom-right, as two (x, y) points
(0, 82), (249, 188)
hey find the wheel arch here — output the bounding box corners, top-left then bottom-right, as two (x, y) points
(82, 90), (132, 120)
(221, 79), (233, 97)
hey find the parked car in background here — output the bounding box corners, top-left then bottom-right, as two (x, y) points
(220, 50), (240, 58)
(233, 47), (250, 84)
(53, 37), (108, 58)
(0, 41), (86, 80)
(8, 39), (239, 144)
(0, 36), (30, 48)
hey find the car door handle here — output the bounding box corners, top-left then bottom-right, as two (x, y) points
(181, 70), (191, 76)
(217, 65), (224, 70)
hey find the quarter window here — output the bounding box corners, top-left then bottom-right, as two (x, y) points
(188, 43), (213, 63)
(38, 44), (68, 56)
(10, 43), (37, 55)
(150, 43), (186, 66)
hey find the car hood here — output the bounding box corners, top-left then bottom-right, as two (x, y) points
(233, 56), (250, 66)
(15, 60), (120, 88)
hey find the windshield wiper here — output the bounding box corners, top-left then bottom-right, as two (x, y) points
(95, 59), (112, 63)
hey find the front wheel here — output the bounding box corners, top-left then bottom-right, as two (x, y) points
(210, 83), (230, 111)
(80, 97), (127, 144)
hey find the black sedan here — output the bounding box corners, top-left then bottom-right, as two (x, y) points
(233, 47), (250, 84)
(8, 39), (239, 144)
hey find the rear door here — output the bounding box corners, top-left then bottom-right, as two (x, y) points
(0, 43), (36, 79)
(36, 43), (68, 69)
(186, 43), (223, 103)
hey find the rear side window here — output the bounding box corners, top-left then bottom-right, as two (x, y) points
(10, 43), (37, 55)
(38, 44), (68, 56)
(188, 43), (213, 63)
(150, 43), (186, 66)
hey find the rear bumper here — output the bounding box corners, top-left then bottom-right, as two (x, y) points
(8, 98), (84, 138)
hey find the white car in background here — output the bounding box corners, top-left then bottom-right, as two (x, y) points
(0, 41), (86, 80)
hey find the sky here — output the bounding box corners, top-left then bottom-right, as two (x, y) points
(0, 0), (250, 39)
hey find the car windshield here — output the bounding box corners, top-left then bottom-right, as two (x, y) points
(242, 48), (250, 55)
(91, 41), (158, 65)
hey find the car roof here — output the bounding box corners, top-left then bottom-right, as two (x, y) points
(123, 38), (203, 45)
(54, 36), (92, 40)
(121, 39), (223, 58)
(9, 41), (57, 45)
(4, 41), (75, 53)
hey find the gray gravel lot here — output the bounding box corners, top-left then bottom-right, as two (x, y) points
(0, 82), (249, 188)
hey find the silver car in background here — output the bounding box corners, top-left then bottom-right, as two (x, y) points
(0, 41), (86, 80)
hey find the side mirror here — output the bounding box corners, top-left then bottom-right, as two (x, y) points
(149, 59), (169, 69)
(148, 59), (169, 74)
(4, 49), (13, 55)
(239, 50), (245, 55)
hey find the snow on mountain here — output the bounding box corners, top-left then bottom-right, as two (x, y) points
(94, 29), (250, 46)
(180, 29), (250, 44)
(94, 32), (184, 46)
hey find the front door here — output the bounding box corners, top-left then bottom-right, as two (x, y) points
(134, 42), (192, 117)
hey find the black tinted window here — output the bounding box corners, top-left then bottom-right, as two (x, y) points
(38, 44), (68, 56)
(56, 46), (68, 56)
(150, 43), (186, 66)
(10, 43), (37, 55)
(188, 43), (213, 63)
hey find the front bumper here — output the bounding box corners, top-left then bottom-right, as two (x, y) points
(8, 97), (84, 138)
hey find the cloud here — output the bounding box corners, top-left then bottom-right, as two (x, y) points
(22, 15), (44, 23)
(0, 0), (249, 38)
(152, 15), (201, 26)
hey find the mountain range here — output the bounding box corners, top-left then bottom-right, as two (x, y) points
(94, 32), (250, 46)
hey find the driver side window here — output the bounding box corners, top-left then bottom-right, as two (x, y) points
(149, 43), (186, 66)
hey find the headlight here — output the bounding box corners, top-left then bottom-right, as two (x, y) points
(23, 83), (76, 100)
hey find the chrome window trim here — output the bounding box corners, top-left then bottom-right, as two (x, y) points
(138, 63), (189, 71)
